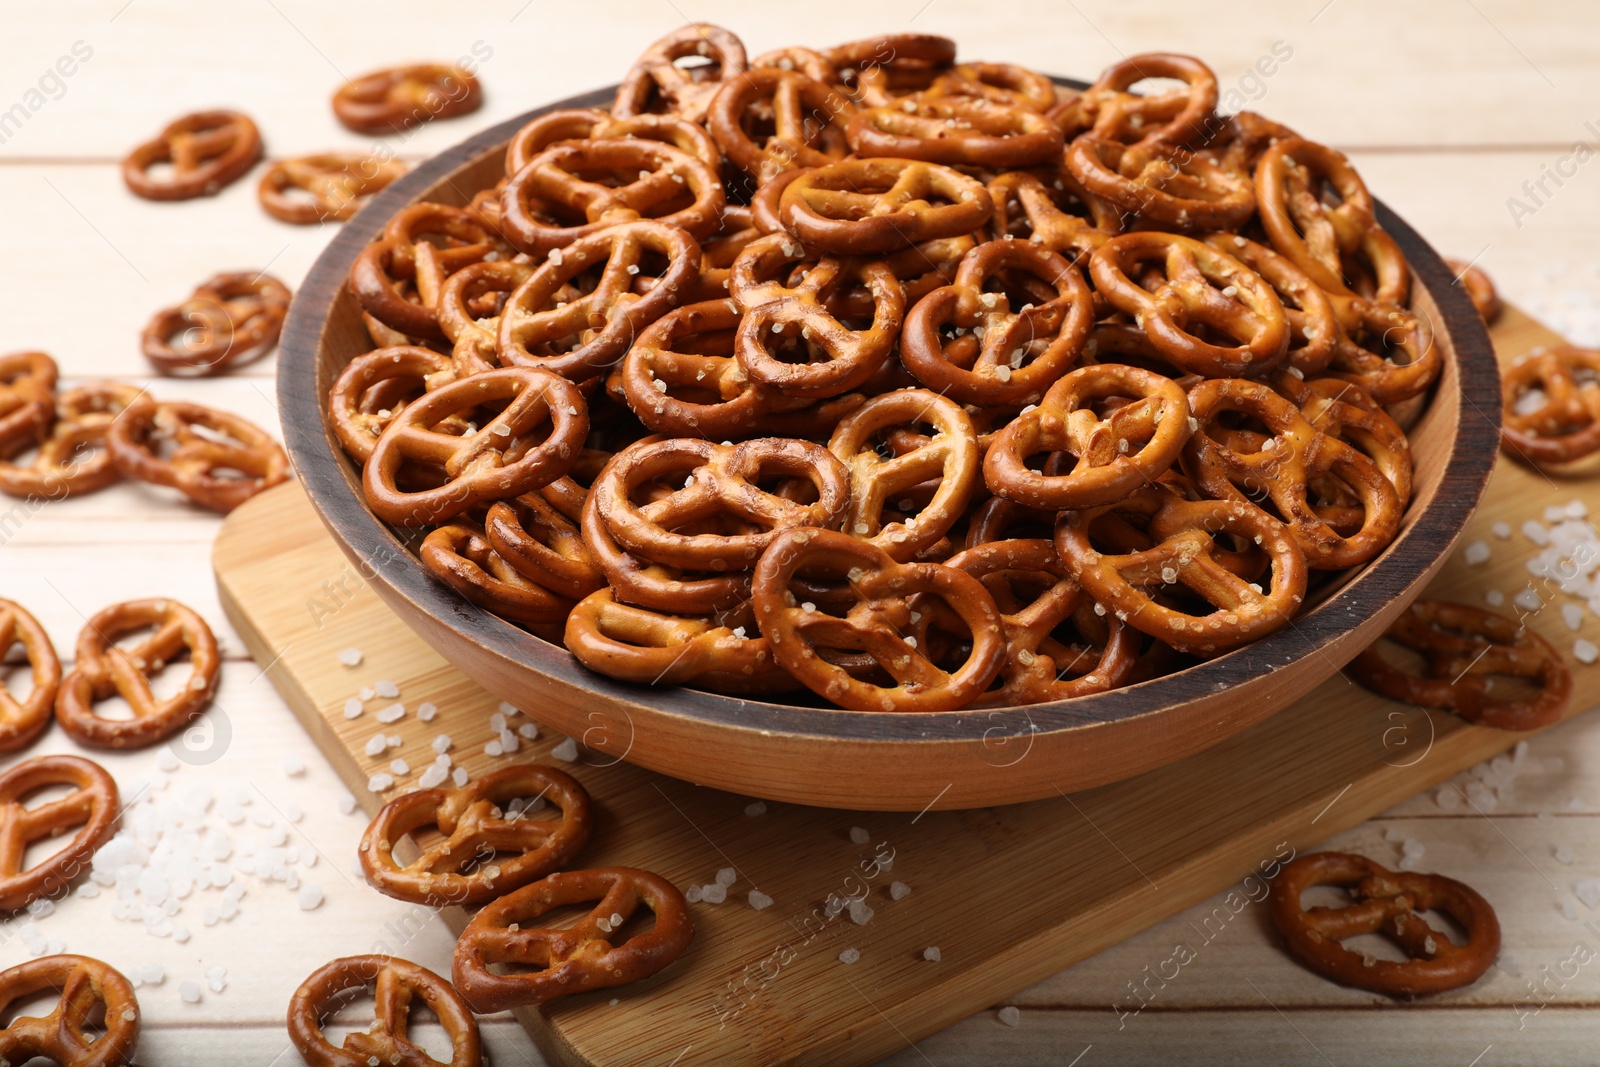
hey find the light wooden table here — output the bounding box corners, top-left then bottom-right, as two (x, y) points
(2, 2), (1598, 1063)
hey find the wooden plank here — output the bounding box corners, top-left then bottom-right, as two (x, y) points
(3, 0), (1597, 162)
(211, 299), (1600, 1062)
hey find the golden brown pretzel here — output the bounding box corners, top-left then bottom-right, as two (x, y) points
(350, 203), (502, 342)
(333, 63), (482, 135)
(1067, 136), (1256, 231)
(900, 238), (1094, 404)
(1090, 232), (1289, 377)
(435, 258), (531, 375)
(1183, 378), (1401, 569)
(484, 491), (605, 603)
(1274, 374), (1413, 507)
(497, 221), (701, 379)
(1500, 346), (1600, 466)
(565, 590), (798, 694)
(0, 351), (58, 450)
(453, 866), (694, 1012)
(938, 540), (1139, 707)
(258, 153), (409, 225)
(581, 486), (753, 614)
(986, 167), (1120, 260)
(1325, 298), (1440, 406)
(728, 233), (906, 398)
(141, 271), (292, 376)
(1348, 600), (1570, 731)
(55, 598), (220, 750)
(613, 23), (749, 123)
(828, 34), (957, 108)
(122, 109), (262, 201)
(533, 111), (720, 176)
(620, 298), (777, 438)
(752, 526), (1006, 711)
(1074, 53), (1220, 149)
(0, 382), (144, 500)
(850, 96), (1064, 168)
(829, 389), (980, 561)
(1204, 234), (1339, 377)
(108, 398), (289, 512)
(1270, 851), (1500, 997)
(288, 955), (481, 1067)
(421, 522), (576, 625)
(0, 599), (60, 753)
(363, 367), (588, 527)
(984, 363), (1192, 509)
(778, 158), (994, 255)
(752, 45), (840, 85)
(0, 755), (120, 911)
(591, 436), (851, 570)
(1055, 488), (1308, 656)
(0, 954), (140, 1067)
(1446, 257), (1501, 324)
(501, 138), (724, 254)
(360, 764), (592, 906)
(709, 67), (855, 183)
(328, 346), (455, 464)
(928, 62), (1058, 113)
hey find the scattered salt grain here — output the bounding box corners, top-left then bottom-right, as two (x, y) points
(156, 748), (180, 772)
(1485, 590), (1505, 607)
(139, 964), (166, 986)
(745, 801), (767, 817)
(1575, 639), (1598, 664)
(374, 680), (400, 699)
(1567, 500), (1589, 519)
(716, 867), (736, 887)
(1463, 541), (1490, 565)
(701, 883), (727, 904)
(1577, 880), (1600, 910)
(452, 768), (470, 787)
(1514, 587), (1543, 612)
(417, 703), (437, 722)
(551, 737), (579, 761)
(1561, 899), (1580, 921)
(499, 701), (520, 717)
(518, 723), (539, 740)
(1555, 845), (1575, 864)
(337, 791), (358, 815)
(365, 735), (388, 757)
(389, 759), (409, 776)
(839, 948), (860, 965)
(282, 757), (306, 777)
(1491, 521), (1512, 540)
(358, 687), (374, 701)
(1564, 604), (1586, 631)
(419, 765), (449, 788)
(343, 698), (363, 720)
(298, 883), (325, 911)
(338, 648), (363, 667)
(432, 735), (452, 754)
(923, 946), (942, 962)
(483, 740), (503, 757)
(848, 899), (874, 925)
(889, 881), (912, 901)
(849, 827), (870, 845)
(747, 890), (773, 910)
(367, 773), (394, 792)
(998, 1006), (1021, 1027)
(685, 885), (703, 903)
(1523, 521), (1550, 546)
(1435, 788), (1462, 812)
(180, 980), (202, 1004)
(375, 703), (405, 724)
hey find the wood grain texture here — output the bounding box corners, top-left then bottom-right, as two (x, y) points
(212, 305), (1600, 1067)
(270, 77), (1500, 810)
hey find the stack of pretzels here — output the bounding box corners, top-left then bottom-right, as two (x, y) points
(332, 26), (1435, 714)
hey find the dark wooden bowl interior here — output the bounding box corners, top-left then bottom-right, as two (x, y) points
(277, 79), (1501, 810)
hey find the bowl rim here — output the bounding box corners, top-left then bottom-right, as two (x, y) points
(278, 77), (1501, 748)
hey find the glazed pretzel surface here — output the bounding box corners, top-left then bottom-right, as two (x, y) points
(1270, 851), (1500, 997)
(0, 755), (120, 912)
(0, 599), (60, 752)
(122, 109), (261, 200)
(55, 598), (220, 750)
(1500, 346), (1600, 466)
(360, 765), (592, 906)
(288, 955), (481, 1067)
(778, 158), (994, 254)
(0, 381), (144, 500)
(1348, 600), (1571, 731)
(259, 153), (408, 224)
(333, 63), (482, 135)
(453, 866), (694, 1012)
(108, 398), (289, 512)
(0, 954), (140, 1067)
(613, 23), (749, 124)
(141, 272), (291, 376)
(0, 351), (59, 448)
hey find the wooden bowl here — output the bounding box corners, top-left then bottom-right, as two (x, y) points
(277, 81), (1501, 811)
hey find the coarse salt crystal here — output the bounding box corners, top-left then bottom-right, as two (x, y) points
(365, 735), (387, 757)
(389, 759), (409, 776)
(685, 885), (703, 903)
(1555, 845), (1575, 864)
(552, 737), (579, 761)
(849, 826), (870, 845)
(367, 773), (394, 792)
(432, 735), (452, 754)
(337, 791), (358, 815)
(338, 648), (363, 667)
(375, 703), (404, 724)
(889, 881), (912, 901)
(282, 756), (306, 777)
(748, 889), (773, 910)
(298, 883), (325, 911)
(1564, 604), (1585, 631)
(343, 698), (363, 720)
(848, 899), (874, 924)
(701, 883), (727, 904)
(417, 702), (437, 722)
(716, 867), (736, 887)
(1485, 590), (1505, 607)
(180, 980), (202, 1004)
(1575, 639), (1598, 664)
(484, 740), (503, 758)
(923, 946), (942, 962)
(1561, 899), (1580, 921)
(1463, 541), (1490, 565)
(1523, 521), (1550, 546)
(745, 801), (767, 817)
(374, 680), (399, 699)
(1577, 880), (1600, 910)
(1514, 588), (1543, 611)
(998, 1005), (1021, 1027)
(1491, 521), (1512, 539)
(452, 768), (469, 787)
(838, 948), (860, 965)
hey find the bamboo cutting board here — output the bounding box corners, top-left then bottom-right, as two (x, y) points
(214, 306), (1598, 1066)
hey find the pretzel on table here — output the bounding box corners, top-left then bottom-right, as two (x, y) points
(287, 954), (481, 1067)
(0, 954), (140, 1066)
(0, 755), (120, 912)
